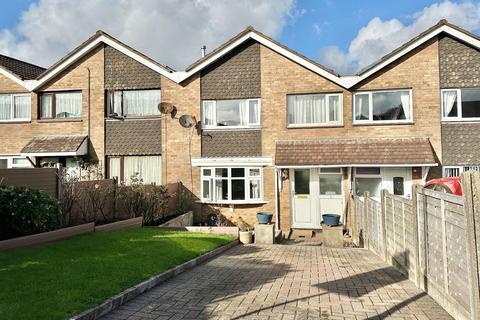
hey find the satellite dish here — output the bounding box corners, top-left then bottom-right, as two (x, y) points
(159, 102), (175, 114)
(179, 115), (196, 128)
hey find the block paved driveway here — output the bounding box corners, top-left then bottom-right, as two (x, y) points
(101, 242), (452, 320)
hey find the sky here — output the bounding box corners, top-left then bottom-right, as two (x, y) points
(1, 0), (480, 75)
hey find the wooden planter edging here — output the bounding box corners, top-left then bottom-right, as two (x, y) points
(0, 223), (95, 251)
(70, 240), (239, 320)
(94, 217), (143, 232)
(0, 217), (144, 251)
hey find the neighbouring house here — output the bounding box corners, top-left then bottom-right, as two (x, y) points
(1, 20), (480, 236)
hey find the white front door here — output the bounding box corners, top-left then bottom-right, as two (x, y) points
(318, 169), (344, 222)
(382, 168), (412, 198)
(291, 169), (315, 228)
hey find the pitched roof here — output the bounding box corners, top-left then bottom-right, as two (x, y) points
(33, 30), (176, 89)
(0, 54), (45, 80)
(275, 137), (436, 166)
(21, 135), (88, 155)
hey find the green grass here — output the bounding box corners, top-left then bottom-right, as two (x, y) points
(0, 228), (233, 320)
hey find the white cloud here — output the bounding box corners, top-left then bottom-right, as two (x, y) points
(318, 0), (480, 75)
(0, 0), (295, 70)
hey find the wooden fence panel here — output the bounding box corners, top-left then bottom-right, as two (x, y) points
(0, 168), (58, 197)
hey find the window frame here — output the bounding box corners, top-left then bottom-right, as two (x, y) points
(286, 92), (343, 128)
(354, 167), (382, 198)
(39, 91), (82, 120)
(201, 98), (261, 130)
(353, 89), (413, 125)
(107, 155), (162, 185)
(443, 165), (480, 177)
(0, 156), (32, 168)
(0, 93), (31, 122)
(441, 88), (480, 121)
(106, 89), (161, 118)
(200, 166), (265, 204)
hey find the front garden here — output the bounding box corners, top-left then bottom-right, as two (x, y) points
(0, 227), (233, 320)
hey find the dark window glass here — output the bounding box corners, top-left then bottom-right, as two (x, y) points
(372, 91), (409, 121)
(231, 179), (245, 200)
(356, 167), (380, 175)
(393, 177), (404, 195)
(461, 88), (480, 118)
(294, 169), (310, 195)
(231, 168), (245, 177)
(215, 168), (228, 177)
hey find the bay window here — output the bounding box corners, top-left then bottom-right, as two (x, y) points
(40, 92), (82, 119)
(202, 99), (260, 128)
(287, 93), (342, 127)
(442, 88), (480, 120)
(107, 89), (161, 117)
(201, 167), (262, 203)
(353, 89), (412, 123)
(108, 155), (161, 185)
(355, 167), (382, 198)
(0, 93), (31, 122)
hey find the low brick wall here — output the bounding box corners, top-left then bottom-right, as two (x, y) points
(158, 226), (239, 238)
(158, 211), (193, 227)
(0, 223), (95, 251)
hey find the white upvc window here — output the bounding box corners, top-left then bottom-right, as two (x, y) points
(0, 93), (31, 122)
(443, 165), (480, 177)
(287, 93), (343, 127)
(107, 89), (161, 117)
(441, 88), (480, 121)
(354, 167), (382, 198)
(353, 89), (413, 124)
(201, 167), (263, 204)
(0, 156), (32, 168)
(202, 99), (261, 129)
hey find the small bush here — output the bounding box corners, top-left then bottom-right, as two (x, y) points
(0, 186), (61, 240)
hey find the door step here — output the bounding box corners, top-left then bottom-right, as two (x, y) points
(290, 229), (314, 239)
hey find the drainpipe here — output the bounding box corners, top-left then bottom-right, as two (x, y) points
(86, 68), (91, 161)
(274, 168), (279, 232)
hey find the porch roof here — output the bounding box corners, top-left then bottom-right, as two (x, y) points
(275, 137), (437, 167)
(20, 135), (88, 157)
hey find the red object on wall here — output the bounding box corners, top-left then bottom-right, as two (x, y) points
(423, 177), (462, 196)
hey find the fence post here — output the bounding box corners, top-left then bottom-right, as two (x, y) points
(363, 191), (370, 250)
(112, 177), (118, 220)
(411, 184), (421, 287)
(463, 172), (480, 320)
(380, 189), (388, 262)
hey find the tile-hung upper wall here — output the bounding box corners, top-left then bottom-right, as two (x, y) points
(439, 35), (480, 166)
(200, 40), (261, 158)
(104, 45), (162, 158)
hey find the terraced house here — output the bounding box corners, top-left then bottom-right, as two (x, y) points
(1, 20), (480, 235)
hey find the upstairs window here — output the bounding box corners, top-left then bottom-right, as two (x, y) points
(354, 89), (412, 124)
(0, 94), (31, 122)
(40, 92), (82, 119)
(107, 90), (161, 117)
(287, 93), (342, 127)
(442, 88), (480, 120)
(202, 99), (260, 128)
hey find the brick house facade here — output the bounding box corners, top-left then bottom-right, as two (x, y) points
(1, 20), (479, 235)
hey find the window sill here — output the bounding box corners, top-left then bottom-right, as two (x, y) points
(202, 126), (261, 131)
(441, 118), (480, 123)
(352, 121), (414, 126)
(37, 118), (82, 123)
(0, 120), (31, 124)
(196, 200), (268, 205)
(106, 115), (162, 121)
(287, 124), (343, 129)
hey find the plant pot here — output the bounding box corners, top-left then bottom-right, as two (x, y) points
(256, 212), (273, 224)
(239, 231), (253, 244)
(322, 214), (341, 226)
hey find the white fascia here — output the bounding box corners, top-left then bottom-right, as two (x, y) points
(191, 157), (273, 167)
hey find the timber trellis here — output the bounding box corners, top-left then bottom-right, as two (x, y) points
(353, 172), (480, 320)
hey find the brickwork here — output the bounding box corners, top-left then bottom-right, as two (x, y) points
(101, 244), (452, 320)
(0, 45), (105, 169)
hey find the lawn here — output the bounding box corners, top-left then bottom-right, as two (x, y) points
(0, 228), (234, 320)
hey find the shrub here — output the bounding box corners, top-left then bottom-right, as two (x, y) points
(0, 186), (61, 240)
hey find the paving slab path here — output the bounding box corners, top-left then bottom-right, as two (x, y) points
(100, 242), (453, 320)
